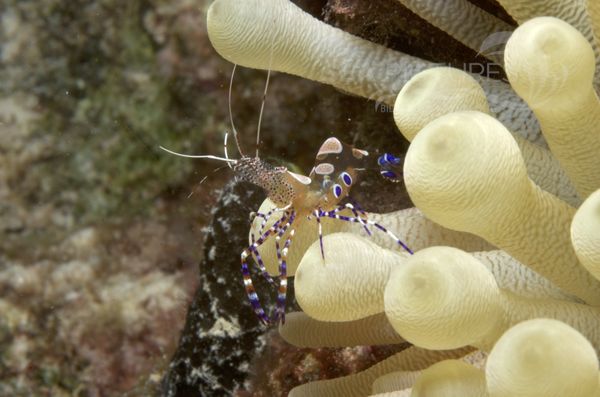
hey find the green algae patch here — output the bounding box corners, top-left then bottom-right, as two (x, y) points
(2, 0), (213, 223)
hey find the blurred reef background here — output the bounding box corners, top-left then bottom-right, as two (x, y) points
(0, 0), (512, 396)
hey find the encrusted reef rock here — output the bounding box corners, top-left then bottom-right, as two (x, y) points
(162, 181), (269, 396)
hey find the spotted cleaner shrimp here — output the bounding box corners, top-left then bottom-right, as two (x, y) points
(160, 65), (413, 325)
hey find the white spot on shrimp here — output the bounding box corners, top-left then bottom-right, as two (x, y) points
(287, 170), (311, 185)
(315, 163), (335, 175)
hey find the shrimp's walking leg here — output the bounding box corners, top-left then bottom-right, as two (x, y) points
(251, 205), (288, 237)
(313, 209), (325, 260)
(319, 207), (414, 255)
(249, 206), (289, 283)
(274, 211), (296, 324)
(345, 199), (372, 236)
(249, 241), (276, 285)
(242, 213), (287, 324)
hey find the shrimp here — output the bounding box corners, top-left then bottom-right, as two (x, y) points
(160, 65), (412, 325)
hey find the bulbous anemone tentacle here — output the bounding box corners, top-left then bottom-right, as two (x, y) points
(410, 359), (487, 397)
(368, 391), (412, 397)
(486, 319), (600, 397)
(288, 346), (474, 397)
(370, 351), (487, 396)
(278, 312), (404, 348)
(371, 370), (420, 395)
(496, 0), (600, 88)
(294, 234), (580, 323)
(208, 0), (427, 104)
(472, 250), (580, 302)
(384, 246), (504, 350)
(394, 67), (491, 142)
(590, 0), (600, 49)
(384, 246), (600, 352)
(403, 110), (600, 304)
(294, 233), (408, 322)
(571, 189), (600, 281)
(505, 17), (600, 198)
(394, 0), (513, 64)
(393, 67), (580, 206)
(206, 0), (542, 144)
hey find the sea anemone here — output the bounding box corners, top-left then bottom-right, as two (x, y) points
(202, 0), (600, 395)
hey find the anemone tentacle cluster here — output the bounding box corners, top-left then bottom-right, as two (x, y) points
(206, 0), (600, 394)
(391, 0), (513, 66)
(207, 0), (543, 144)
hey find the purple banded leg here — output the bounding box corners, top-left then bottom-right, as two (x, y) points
(249, 215), (286, 285)
(272, 213), (293, 285)
(347, 198), (372, 236)
(250, 230), (272, 284)
(241, 213), (287, 325)
(249, 244), (276, 285)
(241, 254), (270, 324)
(314, 209), (325, 260)
(275, 230), (294, 324)
(369, 222), (413, 254)
(350, 206), (372, 236)
(319, 209), (413, 255)
(340, 201), (372, 236)
(250, 205), (290, 241)
(249, 208), (288, 283)
(254, 207), (283, 236)
(273, 222), (289, 268)
(321, 202), (371, 236)
(249, 211), (265, 244)
(274, 211), (296, 324)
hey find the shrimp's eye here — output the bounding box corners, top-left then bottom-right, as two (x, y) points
(340, 172), (352, 187)
(332, 184), (342, 198)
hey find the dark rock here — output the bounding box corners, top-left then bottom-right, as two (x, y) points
(163, 180), (300, 396)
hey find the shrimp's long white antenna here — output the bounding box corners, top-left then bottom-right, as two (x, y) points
(255, 68), (271, 158)
(223, 132), (233, 169)
(255, 25), (276, 158)
(187, 176), (208, 198)
(228, 64), (245, 157)
(159, 145), (237, 163)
